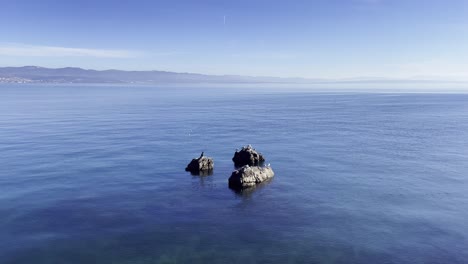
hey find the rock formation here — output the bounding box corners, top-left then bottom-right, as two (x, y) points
(228, 165), (274, 189)
(185, 152), (214, 174)
(232, 145), (265, 166)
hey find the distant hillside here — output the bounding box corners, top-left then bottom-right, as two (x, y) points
(1, 66), (463, 85)
(0, 66), (309, 84)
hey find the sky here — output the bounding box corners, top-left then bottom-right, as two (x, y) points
(0, 0), (467, 79)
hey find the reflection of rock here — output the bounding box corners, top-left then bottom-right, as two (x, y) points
(228, 165), (274, 189)
(232, 145), (265, 166)
(189, 169), (213, 177)
(185, 153), (214, 174)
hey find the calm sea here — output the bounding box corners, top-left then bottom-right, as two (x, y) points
(1, 85), (468, 264)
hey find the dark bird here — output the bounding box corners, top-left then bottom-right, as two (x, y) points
(199, 151), (204, 158)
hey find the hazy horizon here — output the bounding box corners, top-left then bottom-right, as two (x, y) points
(2, 65), (468, 91)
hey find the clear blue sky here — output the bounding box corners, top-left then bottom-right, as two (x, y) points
(0, 0), (467, 79)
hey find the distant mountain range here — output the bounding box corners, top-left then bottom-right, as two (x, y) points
(0, 66), (312, 84)
(0, 66), (465, 85)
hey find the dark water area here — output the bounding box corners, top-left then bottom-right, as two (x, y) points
(1, 85), (468, 263)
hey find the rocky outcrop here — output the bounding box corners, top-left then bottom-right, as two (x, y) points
(232, 145), (265, 166)
(185, 153), (214, 174)
(228, 165), (274, 189)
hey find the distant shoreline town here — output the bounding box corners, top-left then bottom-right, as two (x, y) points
(0, 77), (36, 84)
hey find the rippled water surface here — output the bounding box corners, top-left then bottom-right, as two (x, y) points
(1, 85), (468, 263)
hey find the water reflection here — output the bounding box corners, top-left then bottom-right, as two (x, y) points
(188, 170), (213, 176)
(190, 170), (215, 190)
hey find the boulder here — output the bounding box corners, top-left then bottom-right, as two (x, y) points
(185, 153), (214, 173)
(228, 165), (274, 189)
(232, 145), (265, 166)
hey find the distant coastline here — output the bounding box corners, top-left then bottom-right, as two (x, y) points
(0, 66), (311, 85)
(1, 66), (467, 86)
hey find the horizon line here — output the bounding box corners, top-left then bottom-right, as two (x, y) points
(1, 65), (468, 84)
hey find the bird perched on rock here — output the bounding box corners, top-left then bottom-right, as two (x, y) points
(199, 152), (204, 158)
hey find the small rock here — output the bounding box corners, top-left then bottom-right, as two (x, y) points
(232, 145), (265, 166)
(228, 165), (274, 189)
(185, 153), (214, 173)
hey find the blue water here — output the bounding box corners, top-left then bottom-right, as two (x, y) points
(1, 85), (468, 264)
